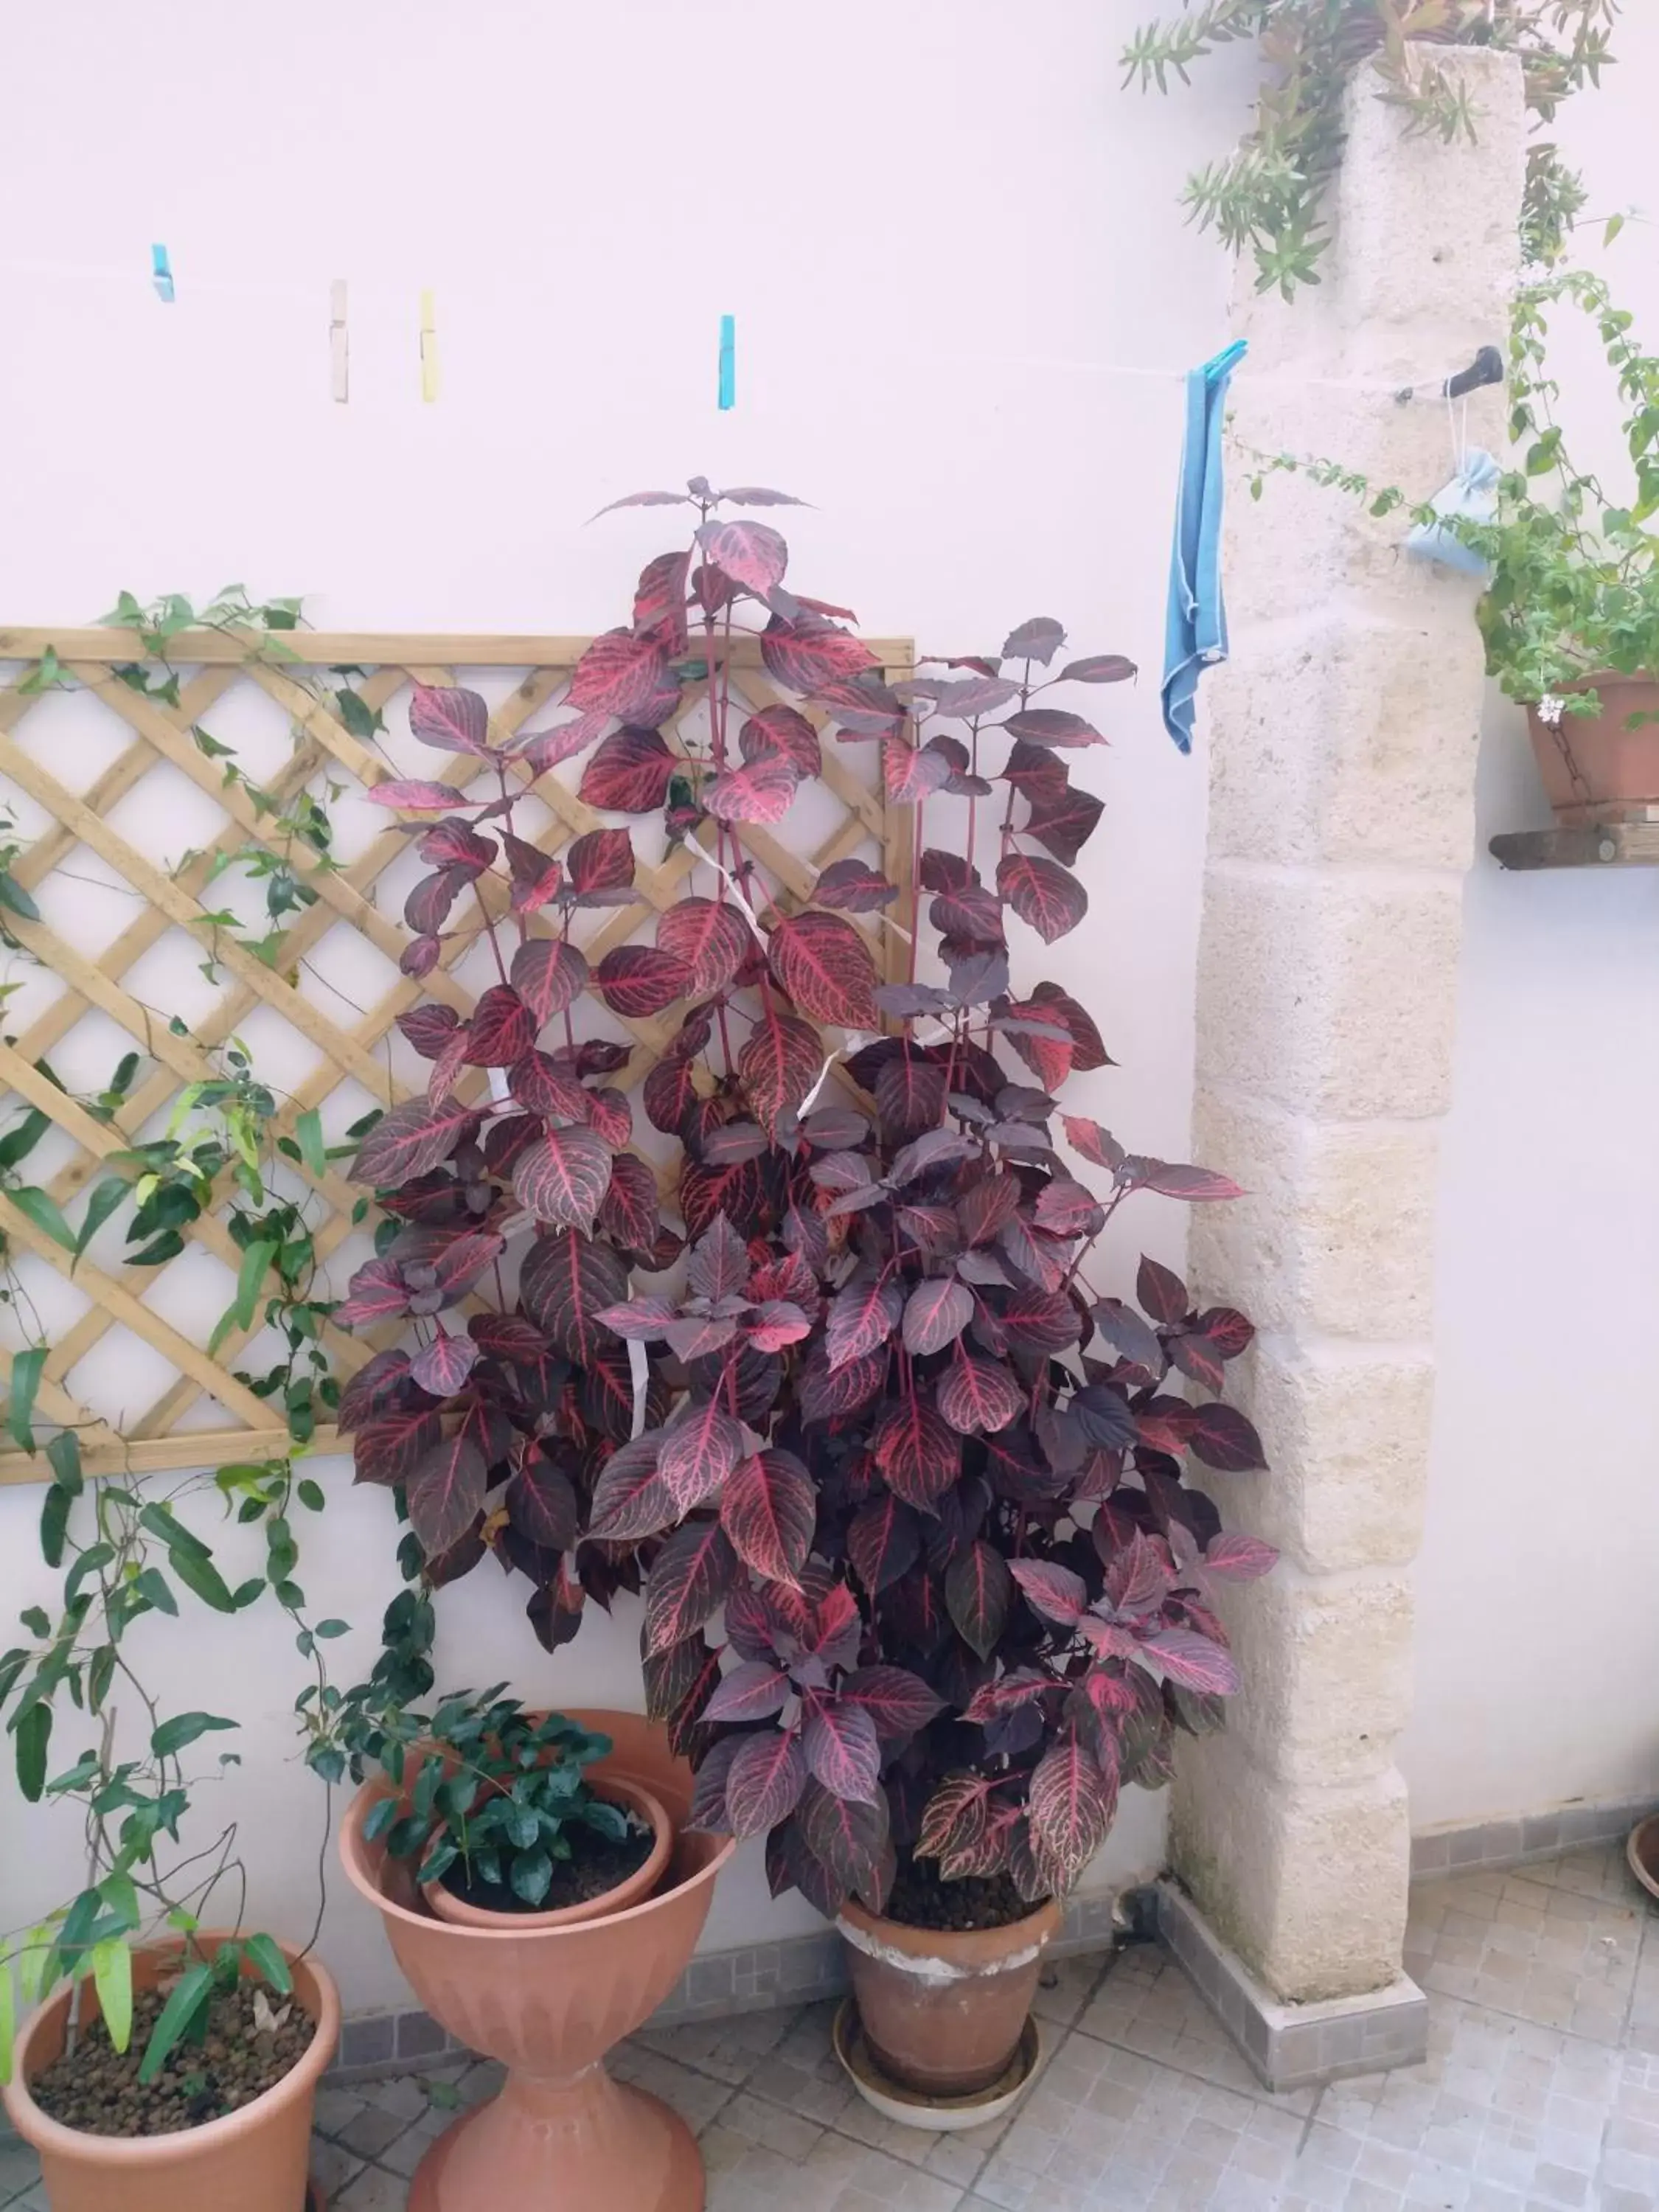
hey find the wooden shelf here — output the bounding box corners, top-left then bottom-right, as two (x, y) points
(1489, 824), (1659, 871)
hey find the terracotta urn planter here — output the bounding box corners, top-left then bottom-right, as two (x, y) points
(1527, 675), (1659, 823)
(420, 1772), (672, 1930)
(837, 1893), (1062, 2098)
(1, 1932), (338, 2212)
(341, 1707), (735, 2212)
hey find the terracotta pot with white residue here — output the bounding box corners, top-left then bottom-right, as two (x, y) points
(837, 1893), (1062, 2098)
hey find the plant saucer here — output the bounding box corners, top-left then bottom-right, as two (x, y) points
(830, 2000), (1043, 2132)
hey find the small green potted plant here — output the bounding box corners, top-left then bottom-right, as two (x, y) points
(357, 1691), (672, 1928)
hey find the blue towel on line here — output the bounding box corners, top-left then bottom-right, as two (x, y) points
(1161, 340), (1248, 754)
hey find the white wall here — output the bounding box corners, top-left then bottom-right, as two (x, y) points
(1401, 15), (1659, 1829)
(0, 1), (1253, 2009)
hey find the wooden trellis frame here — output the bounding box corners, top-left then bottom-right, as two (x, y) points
(0, 625), (915, 1483)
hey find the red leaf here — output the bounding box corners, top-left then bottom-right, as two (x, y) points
(917, 1775), (995, 1861)
(937, 1350), (1023, 1436)
(902, 1277), (973, 1357)
(502, 833), (566, 916)
(409, 684), (493, 757)
(594, 1295), (677, 1340)
(395, 1004), (462, 1061)
(827, 1270), (903, 1371)
(699, 518), (789, 595)
(964, 1672), (1051, 1727)
(997, 852), (1088, 944)
(655, 897), (751, 996)
(1187, 1403), (1267, 1472)
(644, 1520), (737, 1655)
(800, 1345), (887, 1425)
(508, 1048), (592, 1121)
(1002, 616), (1066, 665)
(512, 1125), (613, 1234)
(568, 628), (672, 720)
(945, 1540), (1013, 1660)
(336, 1349), (412, 1429)
(366, 779), (472, 812)
(566, 827), (636, 900)
(748, 1299), (810, 1353)
(352, 1098), (480, 1186)
(872, 1396), (960, 1511)
(704, 1659), (790, 1725)
(1136, 1255), (1190, 1326)
(518, 715), (611, 776)
(802, 1697), (881, 1803)
(1060, 1115), (1123, 1172)
(760, 614), (879, 695)
(580, 726), (678, 813)
(725, 1730), (807, 1840)
(598, 1152), (660, 1253)
(720, 1450), (816, 1585)
(408, 1331), (478, 1397)
(588, 1435), (675, 1540)
(1203, 1533), (1279, 1582)
(407, 1434), (488, 1556)
(883, 736), (955, 804)
(1001, 1287), (1082, 1357)
(847, 1495), (920, 1595)
(1197, 1307), (1255, 1360)
(591, 487), (692, 518)
(740, 704), (821, 779)
(1030, 981), (1110, 1073)
(1028, 1733), (1115, 1885)
(704, 758), (800, 825)
(658, 1397), (745, 1512)
(588, 1087), (632, 1150)
(1001, 740), (1069, 801)
(352, 1407), (441, 1489)
(403, 864), (470, 938)
(506, 1453), (579, 1551)
(594, 945), (692, 1020)
(1059, 654), (1136, 684)
(1142, 1627), (1241, 1695)
(520, 1235), (625, 1369)
(1025, 783), (1105, 867)
(419, 818), (497, 869)
(770, 911), (880, 1029)
(1133, 1161), (1245, 1203)
(634, 549), (692, 651)
(1003, 707), (1107, 749)
(644, 1053), (700, 1136)
(738, 1008), (823, 1136)
(813, 859), (896, 912)
(841, 1666), (942, 1745)
(465, 984), (535, 1068)
(334, 1259), (411, 1329)
(929, 675), (1022, 717)
(1009, 1559), (1088, 1627)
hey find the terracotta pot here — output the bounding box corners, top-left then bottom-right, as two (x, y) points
(1, 1931), (338, 2212)
(1526, 675), (1659, 823)
(420, 1773), (672, 1930)
(341, 1707), (735, 2212)
(838, 1893), (1062, 2098)
(1627, 1812), (1659, 1904)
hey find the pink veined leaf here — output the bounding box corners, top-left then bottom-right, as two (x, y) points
(698, 518), (790, 596)
(509, 940), (590, 1029)
(517, 714), (611, 776)
(464, 984), (535, 1068)
(1202, 1533), (1279, 1582)
(723, 1728), (807, 1840)
(351, 1098), (481, 1187)
(568, 628), (672, 721)
(1002, 616), (1066, 665)
(704, 758), (800, 825)
(406, 1434), (488, 1557)
(1057, 654), (1137, 684)
(1130, 1161), (1245, 1203)
(409, 684), (493, 757)
(588, 486), (692, 519)
(1027, 1733), (1115, 1884)
(997, 852), (1088, 944)
(1186, 1402), (1267, 1472)
(917, 1775), (995, 1861)
(512, 1125), (613, 1235)
(587, 1436), (674, 1541)
(656, 897), (752, 995)
(937, 1350), (1023, 1436)
(703, 1659), (790, 1725)
(1140, 1628), (1242, 1696)
(633, 548), (692, 651)
(407, 1330), (479, 1398)
(365, 779), (473, 812)
(1060, 1114), (1124, 1172)
(838, 1666), (944, 1745)
(901, 1277), (973, 1357)
(580, 726), (678, 814)
(1002, 706), (1106, 748)
(801, 1697), (881, 1804)
(769, 911), (881, 1030)
(945, 1541), (1014, 1661)
(333, 1258), (410, 1330)
(870, 1394), (960, 1510)
(813, 858), (897, 911)
(565, 827), (636, 898)
(594, 945), (692, 1020)
(658, 1397), (745, 1512)
(882, 736), (955, 804)
(720, 1450), (816, 1585)
(1009, 1559), (1088, 1627)
(740, 704), (821, 779)
(643, 1521), (737, 1656)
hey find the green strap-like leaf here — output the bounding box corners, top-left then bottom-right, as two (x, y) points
(6, 1348), (46, 1453)
(91, 1937), (133, 2054)
(150, 1710), (237, 1759)
(296, 1108), (327, 1180)
(240, 1933), (293, 1996)
(8, 1188), (76, 1254)
(137, 1959), (212, 2084)
(72, 1177), (130, 1270)
(0, 1955), (13, 2087)
(13, 1702), (49, 1803)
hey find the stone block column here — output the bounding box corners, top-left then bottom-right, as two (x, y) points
(1171, 51), (1525, 2019)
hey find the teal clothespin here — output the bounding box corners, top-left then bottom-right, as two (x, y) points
(717, 314), (735, 410)
(1201, 339), (1247, 385)
(151, 245), (175, 303)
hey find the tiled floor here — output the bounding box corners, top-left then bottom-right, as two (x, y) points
(2, 1846), (1655, 2211)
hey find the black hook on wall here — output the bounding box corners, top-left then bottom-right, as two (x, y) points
(1394, 344), (1505, 405)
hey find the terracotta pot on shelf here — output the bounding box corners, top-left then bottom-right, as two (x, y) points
(837, 1893), (1062, 2098)
(0, 1931), (338, 2212)
(341, 1707), (735, 2212)
(420, 1772), (672, 1930)
(1526, 675), (1659, 823)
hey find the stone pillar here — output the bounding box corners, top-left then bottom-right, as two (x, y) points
(1170, 51), (1525, 2025)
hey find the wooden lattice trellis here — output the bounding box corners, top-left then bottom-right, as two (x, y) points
(0, 625), (915, 1483)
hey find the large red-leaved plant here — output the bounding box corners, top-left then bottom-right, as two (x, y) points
(337, 476), (1275, 1913)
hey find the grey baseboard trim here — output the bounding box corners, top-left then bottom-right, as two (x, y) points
(326, 1886), (1128, 2082)
(1409, 1794), (1652, 1882)
(1154, 1879), (1428, 2095)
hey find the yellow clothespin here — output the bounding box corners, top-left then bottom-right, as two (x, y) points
(420, 289), (440, 403)
(330, 280), (349, 404)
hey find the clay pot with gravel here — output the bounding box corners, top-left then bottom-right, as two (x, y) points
(341, 1706), (734, 2212)
(0, 1932), (338, 2212)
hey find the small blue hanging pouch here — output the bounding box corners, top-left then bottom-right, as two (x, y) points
(1406, 442), (1500, 577)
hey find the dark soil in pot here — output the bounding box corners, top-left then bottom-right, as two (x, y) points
(29, 1983), (316, 2138)
(438, 1818), (654, 1917)
(881, 1856), (1049, 1934)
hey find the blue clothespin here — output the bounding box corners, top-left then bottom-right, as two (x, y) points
(1202, 339), (1248, 386)
(717, 314), (735, 410)
(151, 245), (175, 303)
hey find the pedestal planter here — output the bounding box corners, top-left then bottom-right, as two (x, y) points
(1527, 676), (1659, 824)
(0, 1933), (338, 2212)
(340, 1708), (734, 2212)
(836, 1894), (1062, 2099)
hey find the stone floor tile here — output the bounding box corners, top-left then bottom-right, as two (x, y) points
(357, 2071), (431, 2121)
(336, 2102), (414, 2161)
(334, 2166), (409, 2211)
(0, 2143), (41, 2202)
(1032, 1953), (1109, 2028)
(611, 2042), (739, 2132)
(1074, 1945), (1318, 2115)
(309, 2136), (368, 2198)
(638, 2003), (799, 2084)
(311, 2082), (372, 2138)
